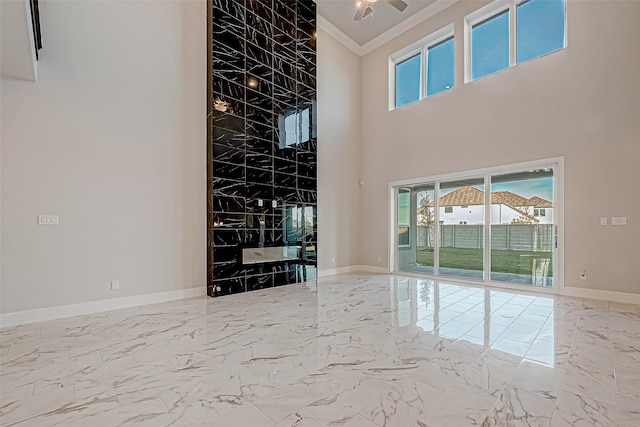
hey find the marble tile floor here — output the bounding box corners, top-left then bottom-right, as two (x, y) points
(1, 274), (639, 426)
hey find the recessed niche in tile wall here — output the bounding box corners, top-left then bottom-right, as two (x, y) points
(207, 0), (317, 297)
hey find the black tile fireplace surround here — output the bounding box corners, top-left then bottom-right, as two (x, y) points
(207, 0), (317, 297)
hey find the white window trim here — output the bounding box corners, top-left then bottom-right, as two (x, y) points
(389, 23), (455, 111)
(465, 0), (567, 83)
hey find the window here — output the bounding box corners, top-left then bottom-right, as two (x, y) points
(390, 24), (454, 109)
(466, 0), (566, 82)
(397, 188), (411, 246)
(471, 11), (510, 80)
(395, 54), (421, 108)
(444, 206), (453, 213)
(517, 0), (566, 63)
(535, 208), (546, 217)
(427, 36), (455, 96)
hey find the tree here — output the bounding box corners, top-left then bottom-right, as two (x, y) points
(511, 207), (535, 224)
(417, 192), (434, 226)
(417, 192), (435, 248)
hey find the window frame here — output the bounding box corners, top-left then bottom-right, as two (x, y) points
(389, 24), (455, 110)
(464, 0), (567, 83)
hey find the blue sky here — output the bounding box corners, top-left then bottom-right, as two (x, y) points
(492, 177), (553, 201)
(396, 0), (565, 105)
(395, 54), (421, 107)
(427, 38), (454, 96)
(518, 0), (566, 64)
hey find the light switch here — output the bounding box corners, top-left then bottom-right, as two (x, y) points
(257, 199), (263, 207)
(272, 200), (277, 208)
(612, 217), (627, 226)
(600, 217), (608, 226)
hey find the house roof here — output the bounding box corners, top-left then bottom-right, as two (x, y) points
(526, 196), (554, 208)
(427, 186), (553, 208)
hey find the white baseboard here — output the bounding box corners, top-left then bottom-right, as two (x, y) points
(354, 265), (390, 274)
(317, 266), (359, 277)
(317, 267), (640, 304)
(0, 286), (206, 328)
(318, 265), (390, 277)
(561, 287), (640, 305)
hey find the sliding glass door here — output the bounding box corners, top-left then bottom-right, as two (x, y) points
(490, 169), (554, 286)
(438, 178), (485, 280)
(396, 185), (436, 274)
(395, 162), (559, 289)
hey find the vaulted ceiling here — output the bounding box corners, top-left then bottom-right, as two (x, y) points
(316, 0), (457, 51)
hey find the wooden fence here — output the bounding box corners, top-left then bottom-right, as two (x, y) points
(417, 224), (554, 251)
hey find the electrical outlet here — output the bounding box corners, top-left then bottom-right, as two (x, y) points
(38, 215), (59, 225)
(579, 271), (587, 281)
(600, 217), (608, 226)
(331, 258), (335, 264)
(111, 280), (120, 290)
(612, 217), (627, 226)
(377, 256), (382, 263)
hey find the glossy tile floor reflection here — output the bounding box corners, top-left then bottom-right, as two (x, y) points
(1, 274), (640, 426)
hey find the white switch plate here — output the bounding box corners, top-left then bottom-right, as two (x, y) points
(111, 280), (120, 290)
(257, 199), (263, 207)
(272, 200), (277, 208)
(600, 217), (608, 226)
(38, 215), (59, 225)
(612, 217), (627, 226)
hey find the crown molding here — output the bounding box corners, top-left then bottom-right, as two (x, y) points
(317, 13), (364, 56)
(317, 1), (459, 57)
(360, 0), (458, 55)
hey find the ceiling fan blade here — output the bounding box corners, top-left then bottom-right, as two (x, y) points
(353, 2), (374, 21)
(385, 0), (408, 12)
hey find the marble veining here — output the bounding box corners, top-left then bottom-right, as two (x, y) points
(208, 0), (317, 297)
(1, 273), (640, 426)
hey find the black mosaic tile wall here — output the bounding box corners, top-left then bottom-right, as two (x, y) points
(207, 0), (317, 297)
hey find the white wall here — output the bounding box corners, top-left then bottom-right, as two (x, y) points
(0, 0), (207, 313)
(317, 28), (362, 271)
(359, 1), (640, 293)
(0, 0), (38, 81)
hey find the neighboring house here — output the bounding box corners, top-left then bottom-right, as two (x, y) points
(426, 186), (553, 225)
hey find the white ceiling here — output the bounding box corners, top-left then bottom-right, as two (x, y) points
(316, 0), (439, 46)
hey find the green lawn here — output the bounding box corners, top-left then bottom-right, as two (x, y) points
(416, 247), (553, 276)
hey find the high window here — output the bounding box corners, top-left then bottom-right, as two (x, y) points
(395, 54), (421, 108)
(466, 0), (566, 82)
(390, 25), (454, 109)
